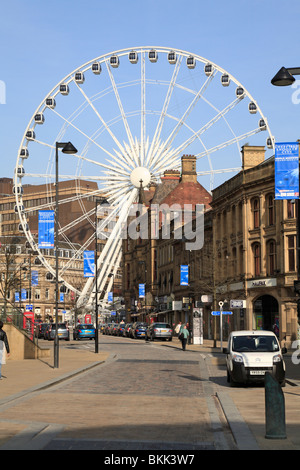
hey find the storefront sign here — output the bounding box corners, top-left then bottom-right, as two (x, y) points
(247, 278), (277, 289)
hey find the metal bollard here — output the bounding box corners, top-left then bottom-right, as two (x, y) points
(265, 372), (286, 439)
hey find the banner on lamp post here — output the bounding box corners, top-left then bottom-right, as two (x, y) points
(83, 250), (95, 277)
(180, 265), (189, 286)
(139, 283), (145, 298)
(38, 210), (55, 248)
(275, 142), (299, 200)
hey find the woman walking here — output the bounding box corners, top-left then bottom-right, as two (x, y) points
(180, 324), (189, 351)
(0, 321), (10, 380)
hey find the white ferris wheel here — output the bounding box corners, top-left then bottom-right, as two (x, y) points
(14, 46), (274, 308)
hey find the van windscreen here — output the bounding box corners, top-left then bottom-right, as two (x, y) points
(232, 335), (279, 353)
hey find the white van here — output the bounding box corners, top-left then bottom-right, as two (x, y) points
(223, 330), (287, 387)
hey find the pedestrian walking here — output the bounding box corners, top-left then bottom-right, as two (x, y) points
(179, 324), (189, 351)
(0, 321), (10, 380)
(175, 321), (182, 337)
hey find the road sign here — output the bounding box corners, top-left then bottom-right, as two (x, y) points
(211, 311), (233, 315)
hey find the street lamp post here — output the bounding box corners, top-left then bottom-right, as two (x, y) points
(54, 142), (77, 369)
(94, 197), (109, 353)
(271, 68), (300, 322)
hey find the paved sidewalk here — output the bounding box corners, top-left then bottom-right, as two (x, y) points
(0, 338), (299, 450)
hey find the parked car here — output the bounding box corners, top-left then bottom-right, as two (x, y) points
(73, 324), (96, 340)
(223, 330), (287, 387)
(110, 323), (119, 336)
(102, 323), (113, 335)
(146, 322), (173, 342)
(130, 322), (148, 339)
(117, 323), (125, 336)
(35, 322), (48, 339)
(44, 323), (70, 341)
(123, 323), (132, 337)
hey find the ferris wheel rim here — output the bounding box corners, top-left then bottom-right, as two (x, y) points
(14, 45), (275, 301)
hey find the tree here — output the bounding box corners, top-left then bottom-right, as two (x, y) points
(0, 236), (27, 318)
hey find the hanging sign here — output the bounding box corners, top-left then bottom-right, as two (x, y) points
(31, 270), (38, 286)
(139, 283), (145, 298)
(38, 210), (55, 248)
(83, 250), (95, 277)
(275, 142), (299, 200)
(180, 265), (189, 286)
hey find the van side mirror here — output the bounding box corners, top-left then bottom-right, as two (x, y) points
(223, 347), (228, 354)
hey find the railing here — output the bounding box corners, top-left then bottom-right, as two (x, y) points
(0, 308), (38, 344)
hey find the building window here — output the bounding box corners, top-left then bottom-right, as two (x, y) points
(267, 194), (275, 226)
(253, 243), (261, 277)
(35, 289), (40, 300)
(252, 198), (260, 228)
(287, 200), (296, 219)
(267, 240), (276, 275)
(288, 235), (296, 272)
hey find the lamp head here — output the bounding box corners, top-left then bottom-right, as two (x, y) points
(62, 142), (78, 154)
(271, 66), (296, 86)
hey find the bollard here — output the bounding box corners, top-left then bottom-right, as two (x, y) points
(265, 372), (286, 439)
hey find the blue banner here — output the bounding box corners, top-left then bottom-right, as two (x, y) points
(38, 210), (55, 248)
(180, 265), (189, 286)
(83, 250), (95, 277)
(139, 283), (145, 298)
(108, 292), (113, 302)
(275, 142), (299, 199)
(31, 270), (38, 286)
(21, 288), (27, 301)
(15, 292), (20, 302)
(60, 293), (64, 302)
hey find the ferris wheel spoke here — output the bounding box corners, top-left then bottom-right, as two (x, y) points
(168, 96), (242, 158)
(78, 189), (138, 306)
(150, 71), (216, 169)
(196, 126), (263, 160)
(146, 56), (182, 168)
(197, 167), (241, 176)
(105, 60), (140, 167)
(49, 108), (119, 161)
(140, 51), (146, 166)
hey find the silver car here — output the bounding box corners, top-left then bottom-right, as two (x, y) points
(146, 322), (173, 341)
(45, 323), (70, 341)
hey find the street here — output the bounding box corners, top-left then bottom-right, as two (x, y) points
(1, 333), (300, 451)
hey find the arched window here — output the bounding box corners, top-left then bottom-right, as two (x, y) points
(252, 198), (260, 228)
(253, 243), (261, 277)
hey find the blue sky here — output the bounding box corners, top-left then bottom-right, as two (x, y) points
(1, 0), (300, 182)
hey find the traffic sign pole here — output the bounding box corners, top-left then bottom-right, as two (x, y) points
(219, 301), (223, 352)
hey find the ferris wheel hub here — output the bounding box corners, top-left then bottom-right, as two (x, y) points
(130, 166), (151, 188)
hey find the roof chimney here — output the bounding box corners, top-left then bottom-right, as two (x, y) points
(181, 155), (197, 183)
(241, 145), (265, 171)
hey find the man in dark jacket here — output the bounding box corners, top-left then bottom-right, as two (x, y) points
(0, 321), (10, 379)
